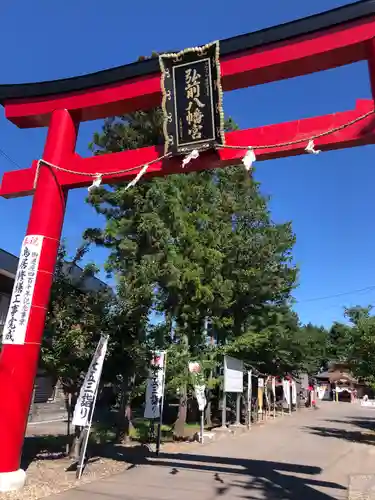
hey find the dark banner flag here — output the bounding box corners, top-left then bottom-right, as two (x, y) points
(159, 41), (225, 156)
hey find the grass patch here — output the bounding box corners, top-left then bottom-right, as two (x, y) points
(91, 422), (117, 445)
(130, 419), (173, 442)
(91, 418), (201, 444)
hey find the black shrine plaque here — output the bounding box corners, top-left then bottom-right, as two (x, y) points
(159, 41), (225, 156)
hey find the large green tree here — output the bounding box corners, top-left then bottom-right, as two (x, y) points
(341, 306), (375, 387)
(86, 102), (299, 435)
(297, 322), (329, 374)
(315, 305), (375, 387)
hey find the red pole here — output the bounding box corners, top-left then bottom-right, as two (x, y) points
(0, 109), (78, 489)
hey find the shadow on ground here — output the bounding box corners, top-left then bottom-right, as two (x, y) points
(325, 417), (375, 433)
(21, 433), (147, 471)
(21, 434), (346, 499)
(96, 446), (345, 499)
(22, 434), (69, 469)
(304, 415), (375, 446)
(22, 418), (198, 471)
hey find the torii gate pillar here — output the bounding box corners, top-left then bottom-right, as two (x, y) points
(0, 110), (77, 491)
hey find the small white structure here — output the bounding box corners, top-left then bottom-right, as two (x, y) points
(361, 395), (375, 408)
(317, 383), (331, 401)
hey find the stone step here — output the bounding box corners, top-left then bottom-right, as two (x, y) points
(28, 401), (67, 422)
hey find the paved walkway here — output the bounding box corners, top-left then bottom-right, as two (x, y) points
(48, 402), (375, 499)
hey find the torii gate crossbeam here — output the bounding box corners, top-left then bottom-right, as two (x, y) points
(1, 0), (375, 491)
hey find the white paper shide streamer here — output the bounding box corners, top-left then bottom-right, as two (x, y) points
(88, 174), (103, 193)
(242, 147), (256, 171)
(144, 351), (166, 419)
(305, 140), (321, 155)
(182, 149), (200, 168)
(125, 164), (149, 191)
(2, 235), (44, 345)
(72, 335), (109, 427)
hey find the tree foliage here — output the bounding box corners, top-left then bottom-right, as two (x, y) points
(41, 243), (112, 396)
(41, 94), (366, 442)
(336, 306), (375, 387)
(83, 104), (302, 435)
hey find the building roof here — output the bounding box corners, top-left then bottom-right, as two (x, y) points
(0, 248), (18, 278)
(316, 368), (357, 384)
(0, 248), (107, 293)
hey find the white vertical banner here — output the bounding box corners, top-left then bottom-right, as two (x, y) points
(189, 361), (206, 411)
(247, 370), (252, 429)
(264, 376), (270, 415)
(247, 370), (252, 407)
(291, 380), (297, 405)
(283, 379), (290, 405)
(272, 377), (276, 399)
(144, 351), (166, 419)
(2, 235), (44, 345)
(189, 361), (206, 444)
(72, 335), (109, 427)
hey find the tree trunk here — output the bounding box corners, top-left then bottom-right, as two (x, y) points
(116, 379), (135, 443)
(65, 387), (78, 457)
(205, 325), (214, 427)
(173, 384), (187, 439)
(205, 369), (213, 427)
(205, 393), (212, 427)
(69, 426), (84, 460)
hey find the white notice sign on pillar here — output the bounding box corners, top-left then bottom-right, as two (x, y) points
(224, 356), (244, 393)
(2, 235), (44, 345)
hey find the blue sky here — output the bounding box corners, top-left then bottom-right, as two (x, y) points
(0, 0), (374, 327)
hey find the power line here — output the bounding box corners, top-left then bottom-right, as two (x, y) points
(0, 147), (23, 170)
(297, 285), (375, 304)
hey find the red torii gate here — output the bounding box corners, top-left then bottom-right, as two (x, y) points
(1, 0), (375, 490)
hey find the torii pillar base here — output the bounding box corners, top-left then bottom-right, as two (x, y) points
(0, 469), (26, 492)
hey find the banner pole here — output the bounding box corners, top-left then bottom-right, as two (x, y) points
(247, 370), (252, 430)
(289, 382), (292, 415)
(264, 377), (268, 420)
(66, 393), (72, 456)
(200, 410), (204, 444)
(221, 392), (227, 427)
(156, 353), (167, 456)
(76, 383), (100, 480)
(273, 378), (276, 419)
